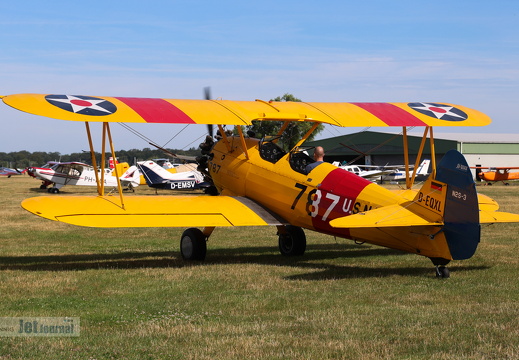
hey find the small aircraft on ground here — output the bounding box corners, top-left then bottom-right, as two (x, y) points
(331, 163), (396, 180)
(137, 160), (210, 191)
(0, 166), (26, 177)
(27, 160), (140, 193)
(331, 160), (430, 183)
(381, 159), (431, 183)
(471, 166), (519, 185)
(3, 94), (519, 278)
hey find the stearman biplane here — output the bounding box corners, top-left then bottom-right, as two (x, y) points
(2, 94), (519, 278)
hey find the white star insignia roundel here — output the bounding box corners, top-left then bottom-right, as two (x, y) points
(45, 95), (117, 116)
(407, 102), (468, 122)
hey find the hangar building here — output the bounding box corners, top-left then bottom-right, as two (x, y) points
(304, 131), (519, 178)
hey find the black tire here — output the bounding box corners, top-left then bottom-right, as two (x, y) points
(180, 228), (207, 261)
(435, 266), (450, 279)
(278, 225), (306, 256)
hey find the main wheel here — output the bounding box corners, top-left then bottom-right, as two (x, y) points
(278, 225), (306, 256)
(180, 228), (207, 261)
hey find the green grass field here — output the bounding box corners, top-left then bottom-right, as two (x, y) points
(0, 176), (518, 359)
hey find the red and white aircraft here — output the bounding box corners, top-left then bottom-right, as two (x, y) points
(27, 161), (140, 193)
(0, 166), (26, 177)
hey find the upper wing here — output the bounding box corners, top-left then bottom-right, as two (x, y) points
(1, 94), (491, 127)
(21, 195), (287, 228)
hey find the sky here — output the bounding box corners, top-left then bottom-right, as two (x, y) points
(1, 0), (518, 154)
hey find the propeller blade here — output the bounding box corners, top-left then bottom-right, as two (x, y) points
(204, 87), (213, 137)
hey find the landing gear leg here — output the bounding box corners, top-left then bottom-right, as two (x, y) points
(430, 257), (451, 278)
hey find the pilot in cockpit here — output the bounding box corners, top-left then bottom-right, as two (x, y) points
(305, 146), (325, 174)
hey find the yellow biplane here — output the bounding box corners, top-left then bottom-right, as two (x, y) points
(3, 94), (519, 278)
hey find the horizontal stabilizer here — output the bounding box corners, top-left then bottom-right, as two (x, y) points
(21, 195), (287, 228)
(329, 203), (442, 228)
(479, 210), (519, 224)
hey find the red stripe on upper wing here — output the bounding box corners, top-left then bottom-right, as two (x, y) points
(352, 103), (428, 126)
(115, 97), (195, 124)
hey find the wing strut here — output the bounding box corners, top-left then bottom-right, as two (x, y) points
(402, 126), (436, 189)
(429, 127), (437, 178)
(85, 122), (102, 195)
(293, 122), (321, 148)
(236, 126), (249, 159)
(402, 127), (411, 189)
(84, 121), (125, 210)
(105, 122), (126, 210)
(217, 125), (232, 152)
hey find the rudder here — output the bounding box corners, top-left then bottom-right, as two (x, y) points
(435, 150), (480, 260)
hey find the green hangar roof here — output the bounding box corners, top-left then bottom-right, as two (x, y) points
(304, 131), (457, 158)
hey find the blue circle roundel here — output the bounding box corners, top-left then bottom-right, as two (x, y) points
(408, 102), (468, 122)
(45, 95), (117, 116)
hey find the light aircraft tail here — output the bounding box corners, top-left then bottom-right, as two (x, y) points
(417, 159), (430, 175)
(137, 160), (207, 190)
(331, 150), (519, 261)
(412, 150), (479, 260)
(119, 165), (141, 188)
(137, 161), (174, 185)
(109, 157), (119, 169)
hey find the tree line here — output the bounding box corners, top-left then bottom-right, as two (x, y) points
(0, 147), (200, 169)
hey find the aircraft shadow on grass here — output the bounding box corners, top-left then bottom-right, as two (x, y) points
(0, 243), (489, 279)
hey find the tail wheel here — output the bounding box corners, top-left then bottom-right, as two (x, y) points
(180, 228), (207, 261)
(278, 225), (306, 256)
(435, 266), (450, 279)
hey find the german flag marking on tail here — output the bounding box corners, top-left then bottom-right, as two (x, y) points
(431, 181), (443, 192)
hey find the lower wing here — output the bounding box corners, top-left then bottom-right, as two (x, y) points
(22, 195), (287, 228)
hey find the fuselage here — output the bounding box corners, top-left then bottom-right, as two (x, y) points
(479, 170), (519, 182)
(207, 136), (451, 260)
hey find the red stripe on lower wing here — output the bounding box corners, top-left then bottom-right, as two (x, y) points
(352, 103), (427, 126)
(115, 98), (195, 124)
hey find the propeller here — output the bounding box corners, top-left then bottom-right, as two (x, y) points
(198, 87), (218, 195)
(204, 86), (213, 138)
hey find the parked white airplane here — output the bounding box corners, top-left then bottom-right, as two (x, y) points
(137, 160), (210, 191)
(27, 161), (140, 193)
(331, 163), (396, 180)
(381, 159), (431, 183)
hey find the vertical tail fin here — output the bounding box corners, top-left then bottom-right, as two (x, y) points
(414, 150), (480, 260)
(137, 161), (168, 186)
(417, 159), (430, 175)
